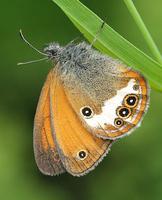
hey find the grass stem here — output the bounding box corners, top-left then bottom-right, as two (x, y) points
(124, 0), (162, 64)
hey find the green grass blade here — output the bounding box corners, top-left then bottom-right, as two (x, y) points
(52, 0), (162, 91)
(124, 0), (162, 64)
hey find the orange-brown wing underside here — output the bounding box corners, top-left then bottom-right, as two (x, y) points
(63, 66), (149, 140)
(33, 69), (65, 176)
(50, 69), (113, 176)
(94, 69), (150, 139)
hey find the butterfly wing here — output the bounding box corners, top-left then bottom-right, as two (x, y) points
(60, 59), (150, 140)
(91, 67), (150, 139)
(49, 67), (113, 176)
(33, 67), (65, 176)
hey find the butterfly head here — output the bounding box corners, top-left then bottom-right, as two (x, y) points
(44, 43), (63, 61)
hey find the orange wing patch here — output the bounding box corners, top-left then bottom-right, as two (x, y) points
(33, 68), (65, 176)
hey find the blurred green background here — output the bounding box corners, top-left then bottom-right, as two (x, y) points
(0, 0), (162, 200)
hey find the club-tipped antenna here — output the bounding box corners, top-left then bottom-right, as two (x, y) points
(19, 29), (47, 56)
(17, 57), (48, 66)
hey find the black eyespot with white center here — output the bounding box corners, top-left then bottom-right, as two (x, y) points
(114, 118), (124, 127)
(124, 94), (139, 108)
(80, 106), (94, 118)
(77, 150), (88, 160)
(117, 106), (131, 119)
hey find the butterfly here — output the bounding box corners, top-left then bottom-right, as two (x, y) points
(18, 28), (150, 176)
(31, 40), (150, 177)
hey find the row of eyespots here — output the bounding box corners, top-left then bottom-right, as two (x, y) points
(114, 94), (139, 128)
(76, 94), (139, 160)
(77, 95), (139, 160)
(79, 94), (139, 125)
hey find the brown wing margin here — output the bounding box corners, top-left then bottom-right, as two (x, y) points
(33, 66), (65, 176)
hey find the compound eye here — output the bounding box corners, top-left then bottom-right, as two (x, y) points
(114, 118), (124, 127)
(124, 94), (139, 108)
(51, 50), (57, 56)
(80, 106), (94, 118)
(117, 106), (131, 119)
(77, 150), (88, 160)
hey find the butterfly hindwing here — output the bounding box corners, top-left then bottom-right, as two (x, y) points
(59, 51), (150, 140)
(90, 67), (150, 139)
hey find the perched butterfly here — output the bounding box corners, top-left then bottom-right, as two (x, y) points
(19, 30), (150, 176)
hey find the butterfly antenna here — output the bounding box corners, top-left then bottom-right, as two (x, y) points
(17, 57), (48, 66)
(19, 29), (47, 56)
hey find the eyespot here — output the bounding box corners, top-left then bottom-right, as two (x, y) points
(80, 106), (94, 118)
(114, 118), (124, 127)
(133, 84), (139, 91)
(124, 94), (139, 108)
(117, 106), (131, 119)
(77, 150), (88, 160)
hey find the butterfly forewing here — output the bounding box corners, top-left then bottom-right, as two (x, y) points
(49, 67), (113, 176)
